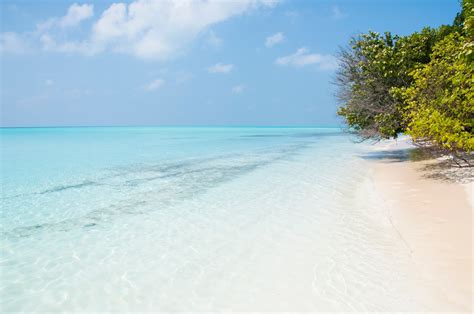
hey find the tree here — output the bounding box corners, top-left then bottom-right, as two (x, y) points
(336, 28), (441, 140)
(335, 0), (473, 165)
(394, 1), (474, 164)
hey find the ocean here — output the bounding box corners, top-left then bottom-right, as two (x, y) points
(0, 127), (432, 311)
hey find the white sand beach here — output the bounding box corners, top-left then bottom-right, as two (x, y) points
(369, 138), (473, 311)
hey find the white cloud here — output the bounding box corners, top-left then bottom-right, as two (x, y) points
(29, 4), (94, 54)
(39, 33), (95, 55)
(232, 84), (245, 94)
(144, 78), (165, 91)
(37, 3), (94, 31)
(88, 0), (278, 60)
(36, 19), (56, 33)
(276, 47), (337, 70)
(3, 0), (278, 60)
(265, 32), (284, 47)
(60, 3), (94, 28)
(0, 32), (30, 53)
(207, 62), (234, 74)
(332, 5), (347, 20)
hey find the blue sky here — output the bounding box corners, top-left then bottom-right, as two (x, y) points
(0, 0), (460, 127)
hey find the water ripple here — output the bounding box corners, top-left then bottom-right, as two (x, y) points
(39, 181), (100, 194)
(2, 142), (311, 238)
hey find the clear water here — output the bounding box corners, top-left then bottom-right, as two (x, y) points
(0, 127), (437, 311)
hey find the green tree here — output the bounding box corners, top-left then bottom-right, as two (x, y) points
(395, 3), (473, 162)
(336, 0), (473, 164)
(336, 28), (442, 139)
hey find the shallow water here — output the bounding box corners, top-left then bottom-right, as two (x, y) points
(0, 127), (438, 311)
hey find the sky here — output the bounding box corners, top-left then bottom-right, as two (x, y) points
(0, 0), (461, 127)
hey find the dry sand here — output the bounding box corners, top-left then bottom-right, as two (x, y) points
(370, 139), (473, 311)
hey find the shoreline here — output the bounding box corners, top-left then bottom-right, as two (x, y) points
(368, 139), (473, 311)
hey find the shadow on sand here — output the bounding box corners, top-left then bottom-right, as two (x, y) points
(360, 147), (432, 163)
(419, 159), (473, 184)
(361, 147), (473, 184)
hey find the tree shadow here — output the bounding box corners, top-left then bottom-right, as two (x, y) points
(419, 159), (473, 184)
(361, 147), (473, 184)
(360, 147), (432, 163)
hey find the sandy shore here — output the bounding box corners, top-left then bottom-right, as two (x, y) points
(369, 139), (473, 311)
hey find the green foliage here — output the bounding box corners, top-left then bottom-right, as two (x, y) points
(336, 0), (474, 156)
(398, 29), (474, 153)
(336, 28), (442, 139)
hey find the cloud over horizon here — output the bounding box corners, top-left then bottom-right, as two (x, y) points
(276, 47), (337, 70)
(265, 32), (284, 47)
(207, 63), (234, 74)
(144, 78), (165, 91)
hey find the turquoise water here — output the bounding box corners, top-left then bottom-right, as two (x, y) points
(0, 127), (435, 311)
(1, 127), (343, 231)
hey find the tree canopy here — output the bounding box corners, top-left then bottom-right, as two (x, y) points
(336, 0), (473, 163)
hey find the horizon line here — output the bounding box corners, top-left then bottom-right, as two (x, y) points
(0, 124), (345, 129)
